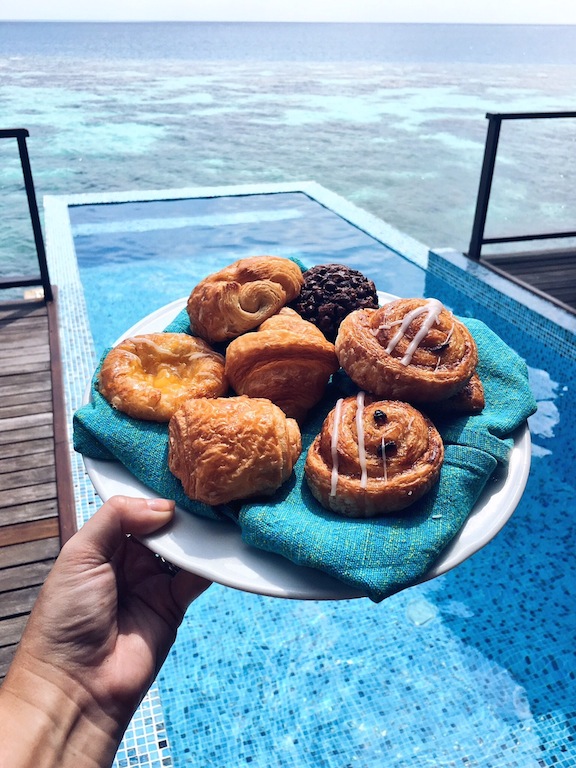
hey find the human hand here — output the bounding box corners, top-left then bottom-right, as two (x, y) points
(0, 495), (211, 768)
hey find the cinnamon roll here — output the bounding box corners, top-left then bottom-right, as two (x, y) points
(305, 394), (444, 517)
(335, 298), (479, 403)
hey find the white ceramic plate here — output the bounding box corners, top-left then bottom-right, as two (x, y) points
(83, 296), (532, 600)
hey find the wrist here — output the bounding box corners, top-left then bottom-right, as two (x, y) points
(0, 651), (122, 768)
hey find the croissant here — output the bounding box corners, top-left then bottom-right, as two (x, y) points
(335, 298), (479, 403)
(187, 256), (304, 343)
(98, 333), (228, 422)
(305, 394), (444, 517)
(225, 308), (339, 422)
(168, 396), (302, 506)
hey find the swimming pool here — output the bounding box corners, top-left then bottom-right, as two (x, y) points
(45, 182), (575, 767)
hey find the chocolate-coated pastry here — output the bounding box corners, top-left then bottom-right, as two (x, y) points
(225, 308), (339, 422)
(305, 394), (444, 518)
(98, 333), (228, 422)
(187, 256), (304, 343)
(291, 263), (379, 342)
(335, 298), (478, 403)
(168, 396), (302, 506)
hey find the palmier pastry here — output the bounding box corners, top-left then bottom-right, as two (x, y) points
(187, 256), (304, 343)
(168, 396), (302, 506)
(225, 308), (339, 422)
(305, 394), (444, 518)
(98, 333), (228, 422)
(335, 298), (478, 403)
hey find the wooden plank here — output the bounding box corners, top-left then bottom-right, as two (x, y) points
(0, 584), (43, 620)
(0, 411), (53, 432)
(0, 483), (57, 510)
(0, 498), (59, 528)
(0, 559), (54, 594)
(0, 464), (56, 492)
(0, 423), (54, 445)
(0, 537), (60, 568)
(0, 369), (52, 393)
(0, 437), (54, 460)
(0, 389), (53, 409)
(0, 517), (60, 547)
(0, 643), (19, 679)
(0, 615), (29, 649)
(0, 451), (55, 476)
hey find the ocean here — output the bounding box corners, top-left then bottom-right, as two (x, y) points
(2, 21), (576, 276)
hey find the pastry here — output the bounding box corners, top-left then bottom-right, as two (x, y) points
(98, 333), (228, 422)
(305, 394), (444, 517)
(225, 308), (339, 422)
(187, 255), (304, 343)
(335, 298), (479, 403)
(290, 263), (379, 342)
(168, 396), (302, 506)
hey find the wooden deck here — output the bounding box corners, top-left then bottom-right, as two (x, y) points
(480, 247), (576, 315)
(0, 295), (76, 680)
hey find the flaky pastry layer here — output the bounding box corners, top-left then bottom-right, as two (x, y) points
(168, 396), (302, 506)
(187, 255), (304, 343)
(225, 308), (339, 422)
(98, 333), (227, 422)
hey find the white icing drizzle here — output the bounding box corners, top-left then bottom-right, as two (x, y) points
(385, 298), (444, 366)
(381, 436), (388, 483)
(330, 398), (344, 496)
(355, 391), (367, 489)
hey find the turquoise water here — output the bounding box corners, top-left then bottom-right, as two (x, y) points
(2, 22), (576, 280)
(67, 189), (576, 767)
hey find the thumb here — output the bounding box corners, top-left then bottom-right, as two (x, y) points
(64, 495), (175, 564)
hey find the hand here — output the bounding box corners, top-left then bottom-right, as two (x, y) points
(0, 496), (211, 768)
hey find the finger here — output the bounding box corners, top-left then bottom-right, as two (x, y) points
(170, 570), (212, 616)
(65, 496), (175, 564)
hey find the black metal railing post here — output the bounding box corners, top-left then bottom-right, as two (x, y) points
(467, 111), (576, 262)
(468, 114), (502, 261)
(0, 128), (53, 302)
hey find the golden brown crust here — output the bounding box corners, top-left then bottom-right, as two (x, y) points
(305, 395), (444, 517)
(225, 308), (339, 422)
(426, 371), (485, 416)
(98, 333), (228, 422)
(168, 396), (302, 506)
(186, 256), (304, 343)
(335, 299), (478, 403)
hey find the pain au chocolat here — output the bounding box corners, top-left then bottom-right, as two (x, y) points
(168, 395), (302, 506)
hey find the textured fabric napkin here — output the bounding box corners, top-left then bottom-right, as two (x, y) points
(73, 309), (536, 602)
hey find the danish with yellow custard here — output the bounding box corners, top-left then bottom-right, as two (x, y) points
(305, 394), (444, 517)
(98, 333), (228, 422)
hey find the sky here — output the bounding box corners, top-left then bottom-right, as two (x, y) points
(2, 0), (576, 24)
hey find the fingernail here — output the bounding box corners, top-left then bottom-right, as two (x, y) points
(146, 498), (174, 512)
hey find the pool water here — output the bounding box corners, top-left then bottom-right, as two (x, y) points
(49, 184), (575, 767)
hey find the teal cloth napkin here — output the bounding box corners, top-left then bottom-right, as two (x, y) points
(73, 309), (536, 602)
